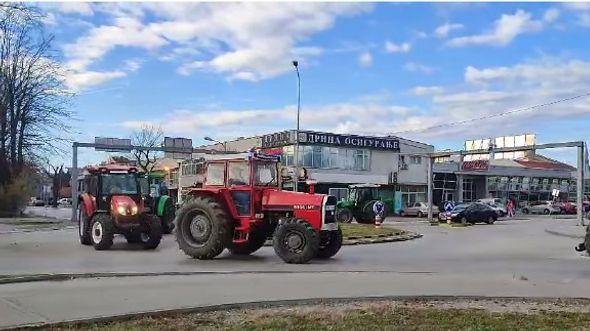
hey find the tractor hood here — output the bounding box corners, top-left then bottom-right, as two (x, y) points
(262, 190), (326, 211)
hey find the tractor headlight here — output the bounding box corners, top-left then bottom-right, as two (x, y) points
(131, 206), (138, 215)
(117, 206), (127, 215)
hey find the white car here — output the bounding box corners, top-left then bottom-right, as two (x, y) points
(522, 201), (561, 215)
(57, 198), (72, 206)
(400, 202), (439, 217)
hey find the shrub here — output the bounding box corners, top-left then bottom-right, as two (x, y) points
(0, 175), (33, 217)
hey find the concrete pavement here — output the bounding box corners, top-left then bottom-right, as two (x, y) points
(1, 216), (589, 329)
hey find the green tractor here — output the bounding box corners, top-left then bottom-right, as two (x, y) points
(335, 184), (395, 224)
(140, 171), (176, 234)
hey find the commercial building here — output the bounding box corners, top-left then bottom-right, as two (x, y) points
(433, 134), (588, 208)
(171, 130), (434, 209)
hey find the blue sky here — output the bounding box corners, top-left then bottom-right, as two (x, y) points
(41, 2), (590, 166)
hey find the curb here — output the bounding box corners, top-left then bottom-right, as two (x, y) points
(0, 225), (76, 235)
(544, 228), (585, 239)
(9, 295), (590, 331)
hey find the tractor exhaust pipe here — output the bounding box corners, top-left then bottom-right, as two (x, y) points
(575, 242), (586, 252)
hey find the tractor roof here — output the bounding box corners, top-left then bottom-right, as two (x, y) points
(86, 164), (139, 174)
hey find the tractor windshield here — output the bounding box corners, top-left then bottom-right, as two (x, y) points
(101, 174), (140, 195)
(254, 161), (278, 186)
(228, 161), (250, 186)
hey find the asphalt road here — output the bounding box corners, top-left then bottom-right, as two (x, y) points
(1, 216), (589, 329)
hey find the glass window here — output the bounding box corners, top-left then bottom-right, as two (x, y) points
(302, 146), (313, 167)
(254, 162), (278, 186)
(410, 156), (422, 164)
(353, 149), (369, 171)
(205, 163), (225, 186)
(312, 146), (322, 168)
(100, 174), (139, 195)
(228, 162), (250, 186)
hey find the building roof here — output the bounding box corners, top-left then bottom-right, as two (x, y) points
(513, 154), (576, 171)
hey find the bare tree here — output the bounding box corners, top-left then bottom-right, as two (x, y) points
(45, 163), (63, 208)
(131, 124), (164, 173)
(0, 4), (72, 187)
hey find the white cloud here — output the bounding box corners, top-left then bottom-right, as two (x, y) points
(124, 59), (142, 73)
(543, 8), (560, 23)
(412, 86), (444, 96)
(434, 22), (464, 38)
(60, 3), (371, 84)
(65, 70), (127, 90)
(448, 10), (543, 47)
(404, 62), (435, 74)
(56, 3), (94, 16)
(579, 13), (590, 27)
(358, 52), (373, 67)
(384, 41), (411, 53)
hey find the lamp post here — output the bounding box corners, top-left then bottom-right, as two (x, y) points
(293, 60), (301, 192)
(204, 136), (227, 152)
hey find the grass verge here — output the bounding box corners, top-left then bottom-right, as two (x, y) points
(340, 223), (403, 237)
(43, 298), (590, 331)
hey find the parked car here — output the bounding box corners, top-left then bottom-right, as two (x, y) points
(441, 202), (497, 224)
(521, 201), (561, 215)
(554, 201), (577, 215)
(58, 198), (72, 206)
(400, 202), (439, 218)
(486, 202), (507, 217)
(29, 197), (45, 206)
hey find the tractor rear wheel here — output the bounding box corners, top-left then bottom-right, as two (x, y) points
(91, 214), (114, 250)
(317, 226), (343, 259)
(140, 215), (162, 250)
(175, 196), (232, 259)
(273, 218), (319, 264)
(161, 198), (176, 234)
(77, 204), (91, 245)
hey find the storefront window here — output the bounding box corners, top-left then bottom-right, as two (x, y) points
(284, 146), (371, 171)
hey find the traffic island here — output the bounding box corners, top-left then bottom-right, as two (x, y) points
(42, 297), (590, 331)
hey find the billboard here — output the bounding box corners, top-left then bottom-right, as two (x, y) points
(94, 137), (132, 152)
(164, 137), (193, 159)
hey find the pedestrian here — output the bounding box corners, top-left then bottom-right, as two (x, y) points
(507, 199), (515, 217)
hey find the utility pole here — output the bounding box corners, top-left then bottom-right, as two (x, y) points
(293, 60), (301, 192)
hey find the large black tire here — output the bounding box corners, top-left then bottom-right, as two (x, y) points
(585, 227), (590, 255)
(273, 218), (319, 264)
(228, 229), (268, 255)
(140, 214), (162, 250)
(175, 196), (232, 260)
(336, 208), (353, 223)
(486, 216), (496, 224)
(90, 213), (114, 250)
(161, 198), (176, 234)
(77, 204), (91, 245)
(317, 226), (343, 259)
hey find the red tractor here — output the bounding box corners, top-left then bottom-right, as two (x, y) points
(175, 154), (342, 264)
(76, 165), (162, 250)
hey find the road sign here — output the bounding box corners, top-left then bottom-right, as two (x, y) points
(94, 137), (132, 152)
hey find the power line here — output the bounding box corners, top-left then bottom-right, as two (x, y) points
(388, 91), (590, 136)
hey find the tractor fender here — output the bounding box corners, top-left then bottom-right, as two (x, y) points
(156, 195), (171, 217)
(78, 193), (95, 218)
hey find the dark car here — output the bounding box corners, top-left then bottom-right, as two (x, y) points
(443, 202), (497, 224)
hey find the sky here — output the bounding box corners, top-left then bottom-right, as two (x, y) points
(39, 2), (590, 166)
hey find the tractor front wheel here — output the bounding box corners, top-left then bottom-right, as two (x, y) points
(140, 215), (162, 250)
(273, 218), (319, 264)
(317, 226), (343, 259)
(91, 214), (114, 250)
(175, 197), (232, 259)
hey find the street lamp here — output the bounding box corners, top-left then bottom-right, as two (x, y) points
(204, 136), (227, 152)
(293, 60), (301, 192)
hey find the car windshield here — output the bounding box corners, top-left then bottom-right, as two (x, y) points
(101, 174), (139, 195)
(254, 161), (278, 186)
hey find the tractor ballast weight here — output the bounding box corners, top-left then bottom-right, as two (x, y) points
(174, 154), (342, 264)
(76, 165), (162, 250)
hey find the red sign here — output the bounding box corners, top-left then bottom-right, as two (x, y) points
(461, 160), (489, 171)
(260, 148), (283, 156)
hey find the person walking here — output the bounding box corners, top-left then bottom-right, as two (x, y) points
(507, 199), (515, 217)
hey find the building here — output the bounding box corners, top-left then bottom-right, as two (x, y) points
(171, 130), (434, 208)
(433, 134), (589, 208)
